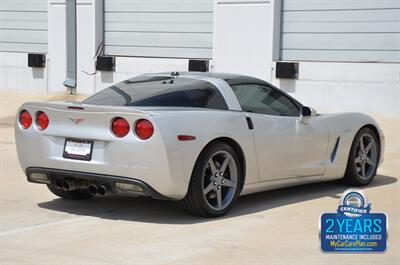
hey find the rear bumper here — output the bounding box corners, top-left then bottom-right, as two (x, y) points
(26, 167), (172, 200)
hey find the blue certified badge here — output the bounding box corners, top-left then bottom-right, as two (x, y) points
(320, 189), (387, 252)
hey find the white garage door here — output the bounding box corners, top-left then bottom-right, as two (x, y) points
(280, 0), (400, 62)
(104, 0), (213, 59)
(0, 0), (48, 53)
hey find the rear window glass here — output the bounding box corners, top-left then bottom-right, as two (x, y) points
(83, 76), (228, 110)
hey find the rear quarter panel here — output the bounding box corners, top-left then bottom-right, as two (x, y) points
(151, 109), (259, 191)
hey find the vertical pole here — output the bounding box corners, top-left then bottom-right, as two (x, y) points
(63, 0), (77, 93)
(272, 0), (282, 62)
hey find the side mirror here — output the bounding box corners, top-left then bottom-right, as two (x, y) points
(302, 106), (312, 117)
(301, 106), (312, 123)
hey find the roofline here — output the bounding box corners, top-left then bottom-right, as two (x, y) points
(142, 71), (261, 82)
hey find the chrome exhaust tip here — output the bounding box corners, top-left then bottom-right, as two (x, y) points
(88, 185), (98, 195)
(97, 185), (107, 196)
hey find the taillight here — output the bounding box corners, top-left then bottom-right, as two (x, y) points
(36, 111), (49, 130)
(19, 110), (32, 129)
(135, 119), (154, 140)
(111, 117), (130, 138)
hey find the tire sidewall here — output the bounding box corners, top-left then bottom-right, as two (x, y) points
(346, 128), (379, 185)
(193, 142), (242, 217)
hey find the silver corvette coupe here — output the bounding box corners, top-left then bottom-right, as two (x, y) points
(15, 72), (384, 217)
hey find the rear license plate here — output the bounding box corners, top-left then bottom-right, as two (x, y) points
(63, 139), (93, 161)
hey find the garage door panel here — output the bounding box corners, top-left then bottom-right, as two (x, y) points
(0, 0), (47, 12)
(0, 42), (47, 53)
(0, 29), (47, 44)
(283, 0), (400, 11)
(104, 0), (213, 58)
(0, 1), (47, 53)
(280, 0), (400, 62)
(281, 49), (400, 63)
(105, 0), (212, 13)
(282, 33), (400, 50)
(0, 11), (47, 31)
(283, 21), (400, 33)
(105, 45), (212, 59)
(105, 13), (212, 33)
(283, 9), (400, 22)
(105, 32), (212, 48)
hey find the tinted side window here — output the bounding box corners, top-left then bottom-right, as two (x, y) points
(231, 84), (300, 116)
(84, 77), (228, 110)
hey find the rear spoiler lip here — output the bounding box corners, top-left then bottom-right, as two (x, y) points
(20, 102), (220, 115)
(20, 101), (151, 116)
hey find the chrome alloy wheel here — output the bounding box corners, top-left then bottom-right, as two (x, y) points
(354, 133), (378, 180)
(202, 150), (238, 211)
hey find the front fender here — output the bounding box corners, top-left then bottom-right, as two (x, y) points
(321, 112), (384, 180)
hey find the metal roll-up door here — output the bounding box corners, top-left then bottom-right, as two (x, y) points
(280, 0), (400, 62)
(0, 0), (48, 53)
(104, 0), (213, 59)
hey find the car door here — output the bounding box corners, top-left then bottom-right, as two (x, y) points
(230, 83), (329, 182)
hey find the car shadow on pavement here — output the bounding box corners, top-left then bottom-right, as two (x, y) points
(38, 174), (397, 224)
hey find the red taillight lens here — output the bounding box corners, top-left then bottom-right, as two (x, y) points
(135, 119), (154, 140)
(177, 135), (196, 141)
(36, 111), (49, 130)
(111, 117), (130, 138)
(19, 110), (32, 129)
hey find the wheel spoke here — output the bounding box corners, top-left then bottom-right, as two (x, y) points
(208, 159), (217, 175)
(365, 141), (373, 153)
(361, 163), (366, 178)
(359, 136), (365, 150)
(355, 156), (362, 164)
(203, 183), (214, 195)
(366, 158), (376, 167)
(222, 178), (235, 188)
(216, 188), (222, 209)
(219, 156), (230, 175)
(203, 150), (238, 211)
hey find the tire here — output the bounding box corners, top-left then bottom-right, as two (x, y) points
(180, 141), (242, 217)
(47, 184), (94, 200)
(343, 127), (380, 186)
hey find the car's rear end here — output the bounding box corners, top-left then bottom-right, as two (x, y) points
(15, 101), (187, 200)
(15, 74), (237, 202)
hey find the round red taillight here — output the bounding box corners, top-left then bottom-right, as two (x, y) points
(111, 117), (130, 138)
(135, 119), (154, 140)
(19, 110), (32, 129)
(36, 111), (49, 130)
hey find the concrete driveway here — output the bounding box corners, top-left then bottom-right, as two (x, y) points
(0, 92), (399, 265)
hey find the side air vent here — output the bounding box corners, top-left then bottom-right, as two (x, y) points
(330, 137), (340, 162)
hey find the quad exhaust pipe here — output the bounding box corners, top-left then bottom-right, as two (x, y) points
(88, 184), (108, 196)
(55, 180), (108, 196)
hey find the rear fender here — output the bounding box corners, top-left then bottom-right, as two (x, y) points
(152, 109), (259, 194)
